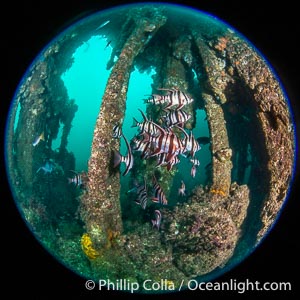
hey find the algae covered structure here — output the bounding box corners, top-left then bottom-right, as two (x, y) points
(5, 3), (296, 293)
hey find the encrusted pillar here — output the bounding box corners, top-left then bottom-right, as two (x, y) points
(203, 93), (233, 197)
(13, 59), (49, 191)
(80, 10), (167, 249)
(194, 33), (233, 197)
(226, 37), (295, 242)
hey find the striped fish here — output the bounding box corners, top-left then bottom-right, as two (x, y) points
(131, 109), (159, 136)
(178, 128), (201, 158)
(132, 136), (151, 159)
(186, 132), (201, 157)
(162, 110), (191, 127)
(113, 134), (134, 176)
(134, 177), (148, 210)
(146, 88), (194, 111)
(68, 170), (83, 187)
(112, 123), (122, 139)
(151, 176), (168, 205)
(151, 210), (162, 230)
(143, 128), (183, 160)
(144, 94), (169, 106)
(190, 158), (200, 166)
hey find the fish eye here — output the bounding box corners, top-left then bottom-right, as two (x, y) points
(4, 2), (297, 295)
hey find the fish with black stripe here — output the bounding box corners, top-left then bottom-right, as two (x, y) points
(177, 127), (201, 158)
(151, 175), (168, 205)
(146, 88), (194, 111)
(190, 158), (200, 166)
(161, 109), (191, 127)
(113, 133), (134, 176)
(134, 177), (148, 210)
(112, 123), (122, 139)
(132, 136), (151, 159)
(68, 170), (88, 188)
(131, 109), (159, 136)
(143, 125), (184, 161)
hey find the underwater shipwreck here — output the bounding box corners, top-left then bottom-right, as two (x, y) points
(6, 4), (295, 292)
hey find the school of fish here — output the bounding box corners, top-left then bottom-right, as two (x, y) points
(113, 88), (202, 230)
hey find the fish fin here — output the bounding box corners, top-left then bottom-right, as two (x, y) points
(152, 93), (162, 98)
(36, 167), (41, 174)
(67, 178), (73, 184)
(155, 160), (164, 168)
(151, 197), (160, 203)
(166, 163), (172, 171)
(134, 199), (140, 205)
(165, 153), (174, 163)
(40, 132), (45, 141)
(152, 122), (166, 135)
(122, 166), (130, 176)
(69, 170), (78, 175)
(141, 144), (150, 159)
(138, 109), (148, 121)
(176, 104), (184, 111)
(113, 150), (122, 168)
(164, 103), (172, 110)
(131, 117), (139, 128)
(157, 87), (174, 92)
(149, 147), (163, 157)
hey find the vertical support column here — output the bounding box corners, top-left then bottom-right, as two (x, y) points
(203, 93), (232, 197)
(194, 34), (233, 197)
(80, 12), (167, 249)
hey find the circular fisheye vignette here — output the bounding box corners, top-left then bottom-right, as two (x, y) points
(4, 2), (296, 294)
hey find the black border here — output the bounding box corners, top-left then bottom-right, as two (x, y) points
(2, 0), (299, 298)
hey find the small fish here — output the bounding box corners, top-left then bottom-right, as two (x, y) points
(134, 177), (148, 210)
(113, 134), (134, 176)
(144, 127), (183, 160)
(112, 123), (122, 139)
(131, 109), (159, 136)
(68, 170), (83, 187)
(36, 160), (54, 174)
(154, 88), (194, 111)
(162, 110), (191, 127)
(197, 136), (210, 145)
(191, 164), (197, 178)
(182, 131), (201, 157)
(33, 132), (45, 147)
(151, 176), (168, 205)
(190, 158), (200, 166)
(96, 20), (110, 30)
(151, 210), (162, 230)
(178, 180), (186, 196)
